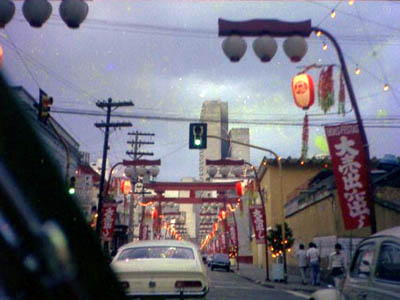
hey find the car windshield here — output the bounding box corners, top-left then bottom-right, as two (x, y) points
(214, 254), (229, 262)
(117, 246), (195, 260)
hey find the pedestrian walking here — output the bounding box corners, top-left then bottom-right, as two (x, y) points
(329, 243), (346, 287)
(296, 244), (308, 285)
(306, 242), (320, 286)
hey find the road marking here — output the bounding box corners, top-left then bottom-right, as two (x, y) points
(285, 290), (309, 299)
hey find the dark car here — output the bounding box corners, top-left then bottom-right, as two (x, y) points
(210, 253), (231, 272)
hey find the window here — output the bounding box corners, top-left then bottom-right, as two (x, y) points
(375, 242), (400, 282)
(117, 246), (195, 261)
(351, 243), (375, 279)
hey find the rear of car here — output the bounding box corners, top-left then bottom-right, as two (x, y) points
(210, 253), (231, 272)
(111, 240), (209, 299)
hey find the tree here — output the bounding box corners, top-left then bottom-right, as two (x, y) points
(267, 222), (295, 258)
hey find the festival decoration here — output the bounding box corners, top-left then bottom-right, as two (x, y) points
(338, 71), (346, 116)
(301, 114), (309, 160)
(292, 72), (314, 160)
(283, 35), (308, 63)
(267, 223), (294, 258)
(318, 65), (335, 113)
(291, 73), (315, 110)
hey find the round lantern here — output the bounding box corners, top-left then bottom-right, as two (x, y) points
(59, 0), (89, 29)
(207, 166), (218, 178)
(23, 0), (52, 28)
(220, 166), (231, 177)
(222, 35), (247, 62)
(291, 73), (315, 110)
(235, 181), (245, 196)
(283, 35), (308, 63)
(252, 35), (278, 63)
(121, 180), (132, 195)
(0, 0), (15, 28)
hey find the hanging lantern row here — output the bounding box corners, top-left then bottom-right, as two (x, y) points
(222, 35), (308, 63)
(0, 0), (88, 29)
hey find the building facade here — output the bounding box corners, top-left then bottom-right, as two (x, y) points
(252, 156), (328, 269)
(199, 100), (229, 181)
(284, 163), (400, 270)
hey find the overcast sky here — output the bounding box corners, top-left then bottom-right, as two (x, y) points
(3, 0), (400, 181)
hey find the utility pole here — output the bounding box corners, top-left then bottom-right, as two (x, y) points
(126, 131), (155, 242)
(95, 98), (133, 238)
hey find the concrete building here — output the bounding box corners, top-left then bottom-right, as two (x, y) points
(251, 157), (328, 270)
(228, 128), (250, 163)
(199, 100), (229, 181)
(284, 161), (400, 272)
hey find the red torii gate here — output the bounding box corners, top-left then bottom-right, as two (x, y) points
(141, 181), (241, 252)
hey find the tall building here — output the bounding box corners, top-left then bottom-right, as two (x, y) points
(228, 128), (250, 162)
(199, 100), (229, 181)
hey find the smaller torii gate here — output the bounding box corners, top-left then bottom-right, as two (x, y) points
(141, 181), (241, 253)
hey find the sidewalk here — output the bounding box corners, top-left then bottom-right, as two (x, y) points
(232, 263), (328, 294)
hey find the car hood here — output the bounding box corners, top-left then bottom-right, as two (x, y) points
(111, 258), (200, 274)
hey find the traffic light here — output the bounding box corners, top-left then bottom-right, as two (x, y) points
(189, 123), (207, 149)
(38, 89), (53, 123)
(68, 176), (76, 195)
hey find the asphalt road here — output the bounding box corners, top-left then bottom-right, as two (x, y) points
(206, 268), (309, 300)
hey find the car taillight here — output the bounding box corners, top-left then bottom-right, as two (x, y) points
(175, 281), (202, 288)
(120, 281), (130, 289)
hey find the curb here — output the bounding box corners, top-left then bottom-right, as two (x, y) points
(234, 270), (320, 294)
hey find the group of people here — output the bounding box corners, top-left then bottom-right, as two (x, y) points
(296, 242), (346, 286)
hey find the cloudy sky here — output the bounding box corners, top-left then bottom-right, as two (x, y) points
(3, 0), (400, 181)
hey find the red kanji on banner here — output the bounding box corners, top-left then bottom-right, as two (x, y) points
(249, 205), (266, 244)
(325, 123), (371, 230)
(101, 202), (117, 241)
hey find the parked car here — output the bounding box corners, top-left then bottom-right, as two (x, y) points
(210, 253), (231, 272)
(206, 255), (213, 267)
(310, 226), (400, 300)
(111, 239), (209, 299)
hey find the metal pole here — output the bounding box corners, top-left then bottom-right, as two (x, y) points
(312, 27), (377, 234)
(251, 165), (270, 281)
(96, 98), (112, 237)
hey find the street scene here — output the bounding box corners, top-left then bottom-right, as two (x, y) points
(1, 0), (400, 299)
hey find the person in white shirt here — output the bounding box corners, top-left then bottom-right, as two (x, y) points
(329, 243), (346, 287)
(296, 244), (308, 284)
(306, 242), (320, 286)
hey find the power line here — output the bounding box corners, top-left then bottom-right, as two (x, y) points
(49, 107), (400, 128)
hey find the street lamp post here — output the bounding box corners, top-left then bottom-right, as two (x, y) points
(217, 18), (376, 234)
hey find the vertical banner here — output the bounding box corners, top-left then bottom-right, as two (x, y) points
(101, 202), (117, 241)
(215, 237), (221, 253)
(220, 233), (227, 253)
(228, 223), (237, 247)
(325, 123), (371, 230)
(249, 204), (266, 244)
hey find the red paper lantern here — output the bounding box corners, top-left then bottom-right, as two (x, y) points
(121, 180), (132, 195)
(235, 181), (245, 196)
(292, 73), (314, 110)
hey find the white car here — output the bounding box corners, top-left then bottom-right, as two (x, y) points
(111, 239), (209, 299)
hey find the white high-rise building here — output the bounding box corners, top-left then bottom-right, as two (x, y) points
(199, 100), (229, 181)
(228, 128), (250, 163)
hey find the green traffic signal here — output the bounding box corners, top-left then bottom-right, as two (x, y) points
(189, 123), (207, 149)
(69, 176), (76, 195)
(68, 187), (76, 195)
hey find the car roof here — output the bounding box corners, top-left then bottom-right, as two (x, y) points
(118, 239), (199, 251)
(372, 226), (400, 239)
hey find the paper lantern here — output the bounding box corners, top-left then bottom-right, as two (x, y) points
(292, 73), (314, 110)
(121, 180), (132, 195)
(235, 181), (245, 196)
